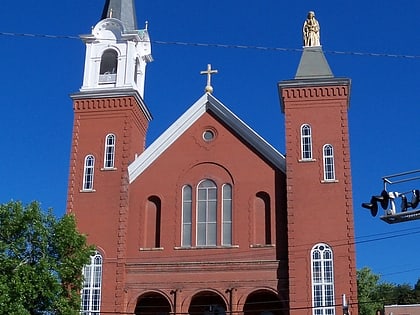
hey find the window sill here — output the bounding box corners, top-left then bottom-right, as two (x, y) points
(174, 245), (239, 250)
(140, 247), (164, 251)
(80, 189), (96, 193)
(250, 244), (275, 248)
(299, 158), (316, 163)
(321, 179), (339, 184)
(101, 167), (117, 171)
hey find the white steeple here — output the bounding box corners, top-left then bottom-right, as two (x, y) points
(79, 0), (152, 99)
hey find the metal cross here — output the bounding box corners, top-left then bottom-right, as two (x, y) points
(200, 64), (218, 94)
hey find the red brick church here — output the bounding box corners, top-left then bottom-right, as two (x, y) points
(66, 1), (358, 315)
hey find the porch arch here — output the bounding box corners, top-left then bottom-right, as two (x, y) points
(243, 290), (284, 315)
(188, 290), (227, 315)
(135, 291), (172, 315)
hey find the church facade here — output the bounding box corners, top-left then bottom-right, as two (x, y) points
(66, 1), (358, 315)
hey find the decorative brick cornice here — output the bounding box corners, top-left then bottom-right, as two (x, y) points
(277, 78), (351, 112)
(71, 89), (152, 121)
(73, 97), (137, 112)
(72, 96), (150, 138)
(281, 85), (349, 100)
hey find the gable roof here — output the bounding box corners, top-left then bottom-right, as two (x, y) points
(128, 93), (286, 183)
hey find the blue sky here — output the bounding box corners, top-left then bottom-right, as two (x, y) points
(1, 1), (419, 286)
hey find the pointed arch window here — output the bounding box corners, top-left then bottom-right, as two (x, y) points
(301, 124), (313, 160)
(104, 134), (116, 169)
(311, 244), (335, 315)
(81, 252), (102, 315)
(323, 144), (335, 181)
(82, 155), (95, 191)
(99, 49), (118, 83)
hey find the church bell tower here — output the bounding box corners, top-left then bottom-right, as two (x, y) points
(278, 11), (358, 315)
(80, 0), (152, 97)
(66, 0), (152, 312)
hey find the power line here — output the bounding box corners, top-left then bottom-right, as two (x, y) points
(355, 229), (420, 245)
(153, 40), (420, 60)
(0, 31), (419, 60)
(0, 31), (79, 40)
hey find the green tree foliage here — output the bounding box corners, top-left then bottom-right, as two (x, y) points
(358, 267), (420, 315)
(357, 267), (382, 315)
(414, 279), (420, 300)
(0, 201), (93, 314)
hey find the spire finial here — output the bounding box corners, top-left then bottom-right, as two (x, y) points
(200, 64), (218, 94)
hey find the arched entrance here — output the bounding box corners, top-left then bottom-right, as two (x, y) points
(188, 291), (227, 315)
(243, 290), (284, 315)
(135, 292), (171, 315)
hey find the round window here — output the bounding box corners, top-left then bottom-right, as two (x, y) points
(203, 129), (215, 142)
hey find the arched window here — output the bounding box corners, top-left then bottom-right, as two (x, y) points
(182, 185), (192, 247)
(103, 134), (116, 169)
(323, 144), (335, 181)
(81, 252), (102, 315)
(311, 244), (335, 315)
(99, 49), (118, 83)
(301, 124), (313, 160)
(254, 192), (271, 245)
(144, 196), (161, 248)
(83, 155), (95, 191)
(222, 184), (232, 246)
(181, 180), (233, 247)
(197, 180), (217, 246)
